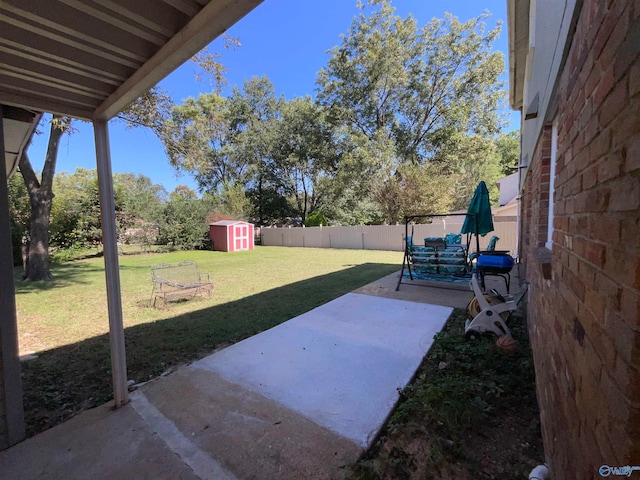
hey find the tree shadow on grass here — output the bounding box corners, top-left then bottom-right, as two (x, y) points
(13, 259), (169, 295)
(13, 263), (105, 293)
(21, 262), (399, 437)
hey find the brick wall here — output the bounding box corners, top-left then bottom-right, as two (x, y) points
(0, 359), (6, 450)
(520, 1), (640, 477)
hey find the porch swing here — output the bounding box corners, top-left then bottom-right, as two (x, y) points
(395, 212), (481, 291)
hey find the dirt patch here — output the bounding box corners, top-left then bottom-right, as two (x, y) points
(463, 410), (542, 478)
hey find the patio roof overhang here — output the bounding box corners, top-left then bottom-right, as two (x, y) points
(507, 0), (530, 111)
(0, 0), (263, 449)
(2, 105), (40, 178)
(0, 0), (262, 121)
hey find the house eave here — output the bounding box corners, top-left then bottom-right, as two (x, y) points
(507, 0), (531, 111)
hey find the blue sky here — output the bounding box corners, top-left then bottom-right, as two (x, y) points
(28, 0), (514, 194)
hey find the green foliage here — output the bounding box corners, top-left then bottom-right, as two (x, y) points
(163, 92), (236, 189)
(158, 3), (509, 227)
(431, 132), (504, 209)
(304, 211), (327, 227)
(49, 243), (98, 264)
(49, 169), (168, 250)
(190, 36), (241, 92)
(44, 168), (224, 253)
(317, 1), (507, 220)
(393, 311), (535, 435)
(496, 130), (520, 176)
(50, 168), (102, 247)
(316, 130), (392, 225)
(158, 186), (216, 250)
(8, 173), (30, 265)
(317, 2), (505, 164)
(274, 97), (338, 223)
(118, 37), (239, 135)
(374, 163), (456, 223)
(164, 77), (295, 226)
(219, 181), (251, 220)
(246, 185), (294, 225)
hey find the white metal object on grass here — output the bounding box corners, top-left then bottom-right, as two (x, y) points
(465, 274), (517, 337)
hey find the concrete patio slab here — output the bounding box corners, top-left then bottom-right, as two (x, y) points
(134, 368), (361, 480)
(355, 269), (519, 310)
(356, 271), (475, 309)
(193, 292), (451, 448)
(0, 401), (200, 480)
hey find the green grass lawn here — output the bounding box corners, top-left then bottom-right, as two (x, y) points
(15, 246), (402, 436)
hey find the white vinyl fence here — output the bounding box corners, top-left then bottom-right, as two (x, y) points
(261, 219), (518, 254)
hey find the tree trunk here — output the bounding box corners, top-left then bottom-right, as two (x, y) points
(23, 193), (53, 280)
(19, 115), (69, 281)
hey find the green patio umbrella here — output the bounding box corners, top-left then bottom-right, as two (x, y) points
(461, 181), (494, 252)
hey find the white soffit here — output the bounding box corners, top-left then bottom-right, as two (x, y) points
(0, 0), (263, 121)
(507, 0), (530, 110)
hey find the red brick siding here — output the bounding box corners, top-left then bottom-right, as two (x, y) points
(520, 1), (640, 477)
(0, 359), (6, 450)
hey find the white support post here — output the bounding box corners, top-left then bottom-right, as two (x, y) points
(0, 109), (25, 448)
(93, 118), (128, 407)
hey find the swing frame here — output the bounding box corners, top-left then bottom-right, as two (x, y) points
(395, 213), (480, 291)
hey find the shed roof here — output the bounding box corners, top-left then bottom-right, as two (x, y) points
(210, 220), (251, 226)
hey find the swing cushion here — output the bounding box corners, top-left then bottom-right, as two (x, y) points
(410, 246), (439, 273)
(445, 233), (462, 245)
(438, 248), (467, 274)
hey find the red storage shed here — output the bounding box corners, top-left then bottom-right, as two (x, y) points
(209, 220), (254, 252)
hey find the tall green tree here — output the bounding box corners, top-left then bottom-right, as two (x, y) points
(317, 129), (393, 224)
(113, 173), (167, 223)
(161, 93), (238, 189)
(318, 1), (504, 163)
(317, 1), (505, 219)
(431, 132), (504, 210)
(113, 173), (167, 248)
(227, 77), (284, 225)
(274, 97), (337, 223)
(164, 77), (288, 225)
(375, 163), (456, 222)
(49, 169), (167, 249)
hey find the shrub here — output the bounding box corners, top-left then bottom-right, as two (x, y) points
(304, 211), (327, 227)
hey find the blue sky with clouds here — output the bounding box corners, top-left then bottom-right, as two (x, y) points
(27, 0), (515, 194)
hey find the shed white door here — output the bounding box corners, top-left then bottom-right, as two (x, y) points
(234, 224), (249, 251)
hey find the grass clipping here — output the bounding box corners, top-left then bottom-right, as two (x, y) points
(349, 309), (543, 480)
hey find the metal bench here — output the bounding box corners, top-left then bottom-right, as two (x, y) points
(151, 261), (213, 307)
